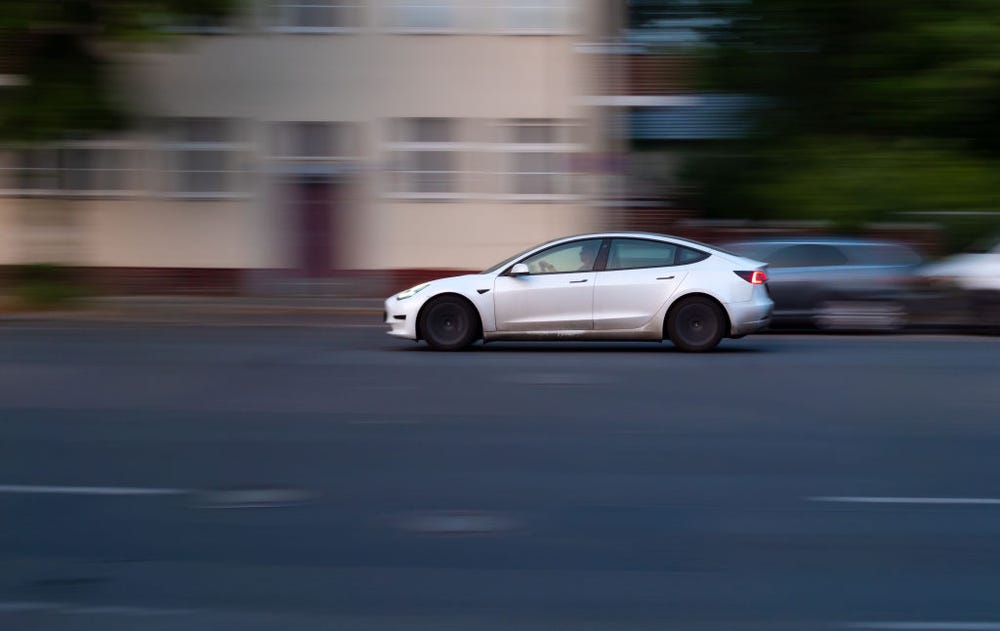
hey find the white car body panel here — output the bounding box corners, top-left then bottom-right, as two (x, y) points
(593, 268), (687, 330)
(494, 272), (596, 331)
(384, 232), (774, 345)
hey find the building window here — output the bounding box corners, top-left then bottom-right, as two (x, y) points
(161, 7), (242, 33)
(161, 118), (250, 198)
(386, 118), (463, 199)
(498, 120), (580, 200)
(385, 0), (455, 32)
(1, 142), (142, 197)
(500, 0), (571, 34)
(271, 121), (359, 159)
(266, 1), (362, 32)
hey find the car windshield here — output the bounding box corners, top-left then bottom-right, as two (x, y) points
(480, 245), (540, 274)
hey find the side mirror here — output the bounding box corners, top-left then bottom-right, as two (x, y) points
(509, 263), (530, 276)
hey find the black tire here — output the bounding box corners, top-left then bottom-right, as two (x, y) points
(419, 296), (479, 351)
(667, 296), (725, 352)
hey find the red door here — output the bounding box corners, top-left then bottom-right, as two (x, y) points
(295, 178), (336, 277)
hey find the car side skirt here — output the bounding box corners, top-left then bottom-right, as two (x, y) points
(484, 328), (663, 342)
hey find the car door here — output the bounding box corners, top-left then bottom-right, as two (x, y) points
(593, 238), (691, 330)
(493, 239), (603, 331)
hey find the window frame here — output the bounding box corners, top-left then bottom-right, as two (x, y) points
(158, 118), (253, 200)
(492, 0), (575, 35)
(0, 140), (146, 198)
(602, 238), (709, 271)
(494, 119), (583, 202)
(502, 237), (607, 276)
(384, 118), (470, 201)
(382, 0), (459, 34)
(264, 0), (365, 33)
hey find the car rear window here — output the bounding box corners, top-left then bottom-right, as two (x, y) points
(768, 244), (849, 268)
(847, 244), (923, 266)
(676, 246), (710, 265)
(605, 239), (711, 270)
(606, 239), (677, 270)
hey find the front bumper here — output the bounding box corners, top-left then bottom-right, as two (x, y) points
(383, 296), (421, 340)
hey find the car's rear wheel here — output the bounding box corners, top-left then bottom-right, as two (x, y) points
(420, 296), (478, 351)
(667, 296), (725, 352)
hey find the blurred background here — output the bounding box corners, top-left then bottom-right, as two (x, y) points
(0, 0), (997, 326)
(2, 3), (1000, 631)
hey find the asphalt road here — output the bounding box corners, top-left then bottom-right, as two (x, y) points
(1, 317), (999, 630)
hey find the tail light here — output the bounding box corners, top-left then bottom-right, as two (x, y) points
(735, 270), (768, 284)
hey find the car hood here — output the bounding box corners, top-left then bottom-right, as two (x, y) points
(420, 273), (490, 293)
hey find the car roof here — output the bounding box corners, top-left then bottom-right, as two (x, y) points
(547, 231), (733, 252)
(723, 236), (912, 248)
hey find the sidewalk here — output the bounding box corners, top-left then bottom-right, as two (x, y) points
(0, 295), (385, 323)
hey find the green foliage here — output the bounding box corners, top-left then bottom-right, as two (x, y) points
(0, 0), (242, 142)
(754, 139), (1000, 227)
(10, 263), (88, 309)
(682, 0), (1000, 245)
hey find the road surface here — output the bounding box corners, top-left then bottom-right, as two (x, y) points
(1, 317), (998, 630)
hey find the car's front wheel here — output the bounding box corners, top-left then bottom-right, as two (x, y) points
(667, 296), (725, 352)
(419, 296), (479, 351)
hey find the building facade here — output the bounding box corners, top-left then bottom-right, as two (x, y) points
(0, 1), (619, 293)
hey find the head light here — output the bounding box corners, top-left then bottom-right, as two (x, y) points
(396, 282), (430, 300)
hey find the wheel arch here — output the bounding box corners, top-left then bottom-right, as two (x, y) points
(415, 292), (484, 342)
(663, 291), (733, 338)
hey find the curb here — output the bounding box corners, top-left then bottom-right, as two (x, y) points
(0, 307), (384, 322)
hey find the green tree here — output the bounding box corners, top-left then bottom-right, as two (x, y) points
(0, 0), (240, 142)
(683, 0), (1000, 243)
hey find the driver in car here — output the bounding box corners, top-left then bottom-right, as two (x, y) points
(538, 242), (600, 273)
(576, 242), (599, 271)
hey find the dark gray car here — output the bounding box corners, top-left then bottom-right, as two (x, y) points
(722, 237), (924, 330)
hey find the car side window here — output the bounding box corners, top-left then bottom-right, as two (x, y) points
(606, 239), (678, 270)
(850, 244), (923, 266)
(519, 239), (604, 274)
(676, 246), (710, 265)
(768, 244), (848, 268)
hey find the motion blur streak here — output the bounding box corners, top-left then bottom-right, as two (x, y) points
(0, 319), (999, 629)
(2, 0), (1000, 629)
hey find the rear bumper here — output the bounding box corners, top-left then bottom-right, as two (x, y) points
(728, 296), (774, 336)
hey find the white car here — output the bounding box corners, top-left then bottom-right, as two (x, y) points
(915, 237), (1000, 329)
(918, 238), (1000, 293)
(383, 232), (773, 352)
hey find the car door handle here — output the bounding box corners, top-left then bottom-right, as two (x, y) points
(657, 276), (675, 280)
(569, 279), (588, 284)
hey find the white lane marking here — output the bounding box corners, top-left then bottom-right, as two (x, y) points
(0, 601), (197, 616)
(0, 485), (187, 496)
(0, 602), (54, 612)
(810, 496), (1000, 506)
(500, 371), (611, 385)
(397, 510), (522, 534)
(192, 488), (319, 509)
(843, 623), (1000, 630)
